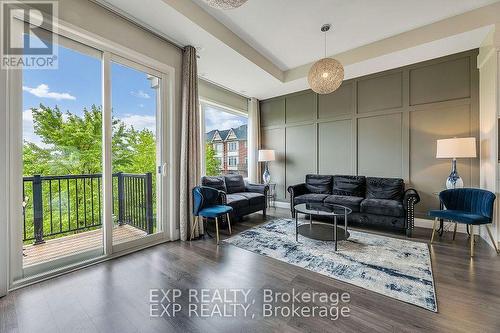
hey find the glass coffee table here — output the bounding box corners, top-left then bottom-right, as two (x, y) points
(294, 203), (352, 251)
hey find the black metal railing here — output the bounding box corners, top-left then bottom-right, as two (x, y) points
(22, 172), (154, 244)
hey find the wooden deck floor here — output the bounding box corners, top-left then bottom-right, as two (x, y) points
(23, 225), (147, 267)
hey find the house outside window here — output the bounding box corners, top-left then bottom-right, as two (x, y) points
(203, 102), (248, 178)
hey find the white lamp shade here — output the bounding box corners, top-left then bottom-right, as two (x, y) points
(258, 149), (275, 162)
(436, 137), (477, 159)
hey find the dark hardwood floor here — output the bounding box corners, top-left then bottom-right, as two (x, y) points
(1, 208), (500, 333)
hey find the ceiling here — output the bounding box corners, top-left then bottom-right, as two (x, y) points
(98, 0), (500, 99)
(192, 0), (499, 71)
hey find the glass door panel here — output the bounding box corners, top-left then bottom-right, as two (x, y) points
(110, 60), (162, 246)
(21, 35), (104, 273)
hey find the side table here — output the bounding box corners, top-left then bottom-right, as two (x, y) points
(266, 183), (276, 208)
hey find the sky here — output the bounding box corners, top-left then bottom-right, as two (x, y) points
(22, 40), (246, 145)
(204, 104), (247, 133)
(23, 43), (158, 146)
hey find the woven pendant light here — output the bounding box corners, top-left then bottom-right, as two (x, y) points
(308, 24), (344, 94)
(204, 0), (248, 9)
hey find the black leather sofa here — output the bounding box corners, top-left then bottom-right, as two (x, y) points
(201, 174), (268, 220)
(288, 175), (420, 236)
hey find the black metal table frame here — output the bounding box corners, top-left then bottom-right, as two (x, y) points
(294, 206), (348, 251)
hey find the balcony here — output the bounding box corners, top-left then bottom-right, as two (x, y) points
(22, 172), (155, 267)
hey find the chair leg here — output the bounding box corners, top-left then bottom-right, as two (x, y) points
(485, 225), (499, 254)
(227, 213), (232, 235)
(430, 217), (438, 243)
(215, 217), (220, 245)
(470, 225), (475, 257)
(190, 216), (199, 241)
(453, 222), (458, 240)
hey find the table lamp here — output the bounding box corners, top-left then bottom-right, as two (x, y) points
(258, 149), (275, 184)
(436, 137), (476, 189)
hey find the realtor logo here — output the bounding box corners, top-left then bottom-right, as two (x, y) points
(1, 0), (58, 69)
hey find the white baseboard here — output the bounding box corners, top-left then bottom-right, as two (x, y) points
(274, 201), (289, 209)
(415, 218), (470, 233)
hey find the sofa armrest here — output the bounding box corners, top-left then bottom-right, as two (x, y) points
(287, 183), (308, 198)
(403, 188), (420, 237)
(245, 182), (269, 195)
(403, 188), (420, 209)
(287, 183), (309, 217)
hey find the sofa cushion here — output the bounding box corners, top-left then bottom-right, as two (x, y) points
(224, 174), (246, 194)
(332, 175), (366, 197)
(366, 177), (404, 200)
(324, 195), (364, 212)
(360, 199), (404, 217)
(294, 193), (329, 204)
(201, 176), (226, 192)
(305, 174), (333, 194)
(226, 194), (249, 210)
(237, 192), (265, 206)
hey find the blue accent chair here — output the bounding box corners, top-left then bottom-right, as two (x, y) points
(191, 186), (233, 244)
(429, 188), (498, 256)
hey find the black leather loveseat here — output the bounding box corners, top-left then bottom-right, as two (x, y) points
(202, 174), (268, 220)
(288, 175), (420, 236)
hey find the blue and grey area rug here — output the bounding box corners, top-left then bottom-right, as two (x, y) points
(224, 218), (437, 312)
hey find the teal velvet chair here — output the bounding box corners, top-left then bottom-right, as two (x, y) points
(429, 188), (498, 256)
(191, 186), (233, 244)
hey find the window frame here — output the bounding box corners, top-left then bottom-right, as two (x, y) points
(5, 12), (176, 290)
(199, 99), (248, 176)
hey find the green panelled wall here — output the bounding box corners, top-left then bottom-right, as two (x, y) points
(260, 50), (479, 217)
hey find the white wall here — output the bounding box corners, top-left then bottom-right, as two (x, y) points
(478, 26), (500, 248)
(0, 68), (8, 297)
(199, 79), (248, 113)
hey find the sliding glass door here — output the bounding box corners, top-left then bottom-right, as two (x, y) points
(21, 35), (104, 274)
(110, 57), (164, 249)
(11, 26), (169, 281)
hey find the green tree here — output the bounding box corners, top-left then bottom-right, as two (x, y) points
(205, 143), (219, 176)
(21, 104), (158, 243)
(23, 104), (155, 177)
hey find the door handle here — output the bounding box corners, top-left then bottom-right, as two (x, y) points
(159, 163), (167, 176)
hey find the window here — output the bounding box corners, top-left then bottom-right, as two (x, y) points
(228, 141), (238, 152)
(202, 102), (248, 177)
(228, 157), (238, 167)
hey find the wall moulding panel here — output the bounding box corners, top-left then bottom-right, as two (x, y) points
(260, 50), (479, 217)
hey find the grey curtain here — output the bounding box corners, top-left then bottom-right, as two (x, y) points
(248, 97), (261, 183)
(179, 46), (202, 241)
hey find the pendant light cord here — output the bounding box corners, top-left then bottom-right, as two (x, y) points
(324, 30), (327, 58)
